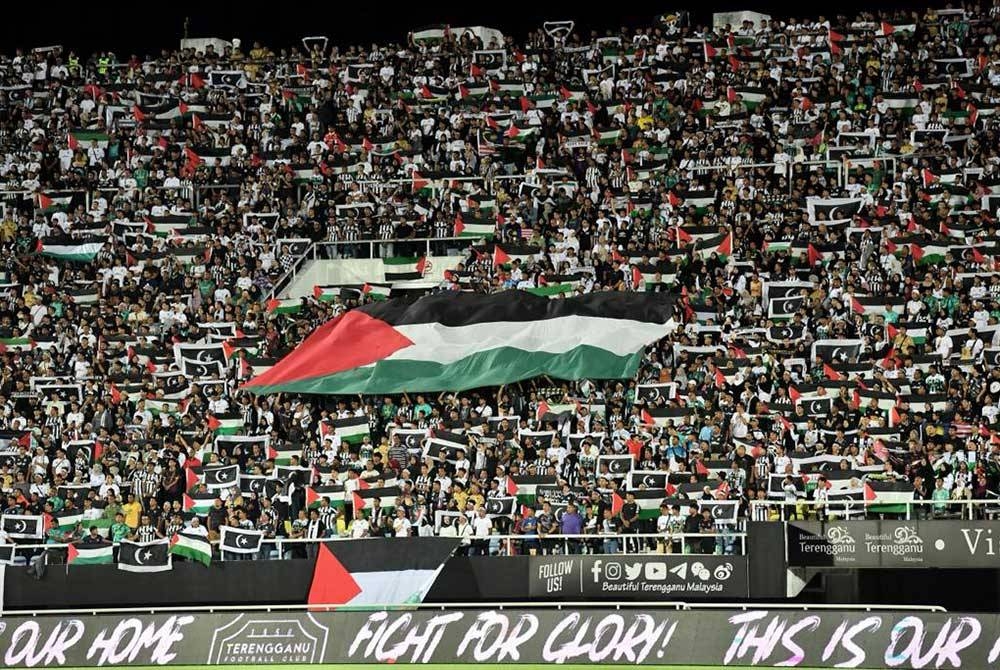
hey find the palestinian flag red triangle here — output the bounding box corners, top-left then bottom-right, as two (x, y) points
(307, 538), (461, 607)
(308, 543), (362, 607)
(243, 310), (413, 392)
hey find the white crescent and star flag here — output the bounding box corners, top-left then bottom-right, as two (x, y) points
(767, 295), (805, 320)
(0, 514), (44, 539)
(202, 464), (241, 489)
(698, 500), (740, 524)
(483, 496), (517, 517)
(810, 339), (863, 364)
(627, 470), (669, 490)
(220, 526), (265, 555)
(174, 342), (228, 378)
(597, 454), (634, 477)
(635, 382), (676, 404)
(118, 539), (172, 573)
(391, 428), (427, 453)
(207, 70), (248, 89)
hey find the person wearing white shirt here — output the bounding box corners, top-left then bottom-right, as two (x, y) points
(730, 405), (750, 440)
(454, 514), (473, 552)
(186, 517), (209, 537)
(934, 328), (954, 359)
(392, 508), (412, 537)
(438, 517), (458, 538)
(470, 507), (493, 555)
(350, 515), (370, 538)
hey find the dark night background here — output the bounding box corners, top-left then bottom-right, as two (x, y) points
(0, 1), (950, 60)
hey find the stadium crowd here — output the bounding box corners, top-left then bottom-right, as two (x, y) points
(2, 5), (1000, 560)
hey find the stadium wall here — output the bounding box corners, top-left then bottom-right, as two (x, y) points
(0, 608), (998, 668)
(3, 554), (750, 610)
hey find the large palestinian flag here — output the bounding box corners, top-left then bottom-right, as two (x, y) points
(244, 292), (676, 394)
(307, 537), (460, 606)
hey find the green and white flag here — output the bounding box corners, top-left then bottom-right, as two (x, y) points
(208, 412), (245, 435)
(312, 286), (341, 303)
(169, 532), (212, 566)
(322, 416), (370, 444)
(454, 218), (496, 238)
(383, 257), (427, 282)
(67, 542), (114, 566)
(37, 193), (74, 213)
(245, 292), (676, 395)
(265, 298), (303, 315)
(0, 338), (35, 352)
(36, 238), (104, 262)
(183, 492), (216, 515)
(69, 130), (110, 148)
(362, 283), (392, 301)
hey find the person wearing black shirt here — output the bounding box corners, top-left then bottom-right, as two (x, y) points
(206, 499), (227, 541)
(304, 509), (326, 557)
(682, 507), (701, 553)
(620, 492), (640, 553)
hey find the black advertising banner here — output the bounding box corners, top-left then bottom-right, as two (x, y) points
(788, 520), (1000, 568)
(528, 555), (748, 599)
(5, 609), (1000, 668)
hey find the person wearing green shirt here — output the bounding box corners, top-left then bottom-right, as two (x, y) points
(380, 397), (396, 421)
(198, 277), (215, 299)
(931, 478), (950, 516)
(412, 395), (432, 419)
(103, 497), (123, 520)
(110, 513), (131, 543)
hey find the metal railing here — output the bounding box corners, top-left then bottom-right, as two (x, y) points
(749, 498), (1000, 521)
(266, 244), (316, 302)
(312, 235), (477, 261)
(3, 530), (746, 563)
(4, 601), (946, 616)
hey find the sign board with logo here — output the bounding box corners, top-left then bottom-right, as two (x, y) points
(787, 520), (1000, 568)
(5, 609), (1000, 668)
(206, 613), (329, 664)
(527, 555), (748, 599)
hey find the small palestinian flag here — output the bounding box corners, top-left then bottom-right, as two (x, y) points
(910, 243), (949, 266)
(268, 444), (305, 465)
(37, 193), (74, 213)
(362, 283), (392, 301)
(68, 130), (110, 149)
(183, 492), (216, 515)
(0, 338), (35, 353)
(207, 413), (244, 435)
(243, 292), (676, 395)
(36, 238), (104, 262)
(169, 532), (212, 566)
(323, 416), (370, 444)
(508, 475), (558, 504)
(351, 485), (402, 510)
(692, 233), (732, 260)
(68, 542), (114, 566)
(383, 256), (427, 282)
(454, 216), (496, 238)
(266, 298), (304, 314)
(312, 286), (340, 302)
